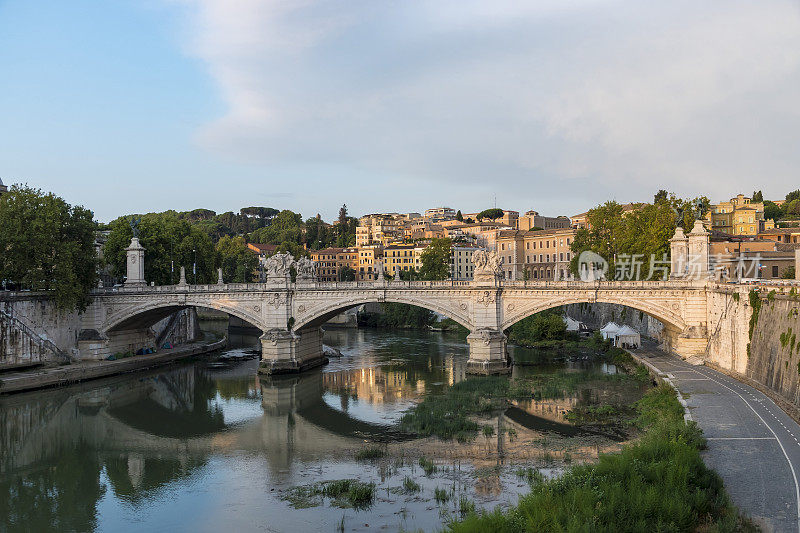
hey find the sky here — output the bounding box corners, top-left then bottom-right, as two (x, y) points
(1, 0), (799, 223)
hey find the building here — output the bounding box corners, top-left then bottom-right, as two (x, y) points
(518, 211), (571, 231)
(356, 214), (403, 247)
(357, 245), (382, 280)
(451, 244), (479, 280)
(0, 178), (7, 197)
(706, 194), (772, 236)
(495, 228), (577, 281)
(383, 243), (426, 278)
(459, 222), (513, 250)
(423, 207), (456, 222)
(757, 227), (800, 245)
(708, 232), (798, 280)
(310, 247), (358, 281)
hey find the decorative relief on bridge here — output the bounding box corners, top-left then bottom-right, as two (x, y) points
(266, 294), (285, 308)
(477, 290), (496, 306)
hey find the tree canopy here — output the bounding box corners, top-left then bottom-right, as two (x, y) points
(104, 212), (216, 285)
(216, 236), (258, 283)
(569, 192), (704, 280)
(476, 208), (505, 221)
(0, 185), (98, 310)
(419, 238), (453, 280)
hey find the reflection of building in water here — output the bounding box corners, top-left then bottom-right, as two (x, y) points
(322, 367), (427, 406)
(513, 396), (581, 424)
(445, 355), (466, 386)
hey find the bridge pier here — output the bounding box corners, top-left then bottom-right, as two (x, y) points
(258, 327), (328, 375)
(661, 324), (709, 361)
(465, 329), (511, 375)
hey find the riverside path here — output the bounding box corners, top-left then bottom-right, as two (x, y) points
(636, 341), (800, 533)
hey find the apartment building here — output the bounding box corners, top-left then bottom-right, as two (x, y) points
(383, 243), (426, 278)
(356, 214), (401, 246)
(357, 245), (382, 280)
(495, 228), (576, 281)
(310, 247), (358, 282)
(423, 207), (456, 221)
(451, 244), (478, 281)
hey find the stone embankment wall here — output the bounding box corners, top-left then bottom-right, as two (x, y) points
(744, 294), (800, 407)
(564, 302), (664, 340)
(0, 296), (82, 365)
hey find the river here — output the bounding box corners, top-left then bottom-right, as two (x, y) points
(0, 326), (649, 532)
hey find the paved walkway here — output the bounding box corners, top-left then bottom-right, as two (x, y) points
(635, 342), (800, 532)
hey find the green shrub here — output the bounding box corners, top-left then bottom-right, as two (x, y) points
(434, 487), (451, 504)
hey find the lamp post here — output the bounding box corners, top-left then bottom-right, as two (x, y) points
(193, 249), (197, 284)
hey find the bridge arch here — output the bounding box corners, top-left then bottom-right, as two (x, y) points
(500, 295), (686, 332)
(102, 298), (265, 335)
(292, 293), (474, 332)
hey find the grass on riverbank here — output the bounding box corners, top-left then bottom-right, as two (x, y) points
(447, 384), (756, 532)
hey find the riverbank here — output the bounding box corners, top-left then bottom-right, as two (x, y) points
(448, 380), (754, 532)
(0, 337), (227, 394)
(627, 342), (800, 531)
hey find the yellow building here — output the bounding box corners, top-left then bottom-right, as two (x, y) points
(706, 194), (768, 236)
(310, 247), (358, 281)
(357, 245), (382, 280)
(383, 243), (426, 277)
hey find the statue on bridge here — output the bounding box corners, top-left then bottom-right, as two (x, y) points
(264, 253), (295, 282)
(295, 256), (317, 282)
(472, 249), (502, 284)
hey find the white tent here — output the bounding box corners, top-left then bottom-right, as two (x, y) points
(565, 316), (582, 332)
(616, 325), (641, 348)
(600, 322), (621, 341)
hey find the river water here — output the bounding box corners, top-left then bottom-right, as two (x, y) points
(0, 326), (648, 532)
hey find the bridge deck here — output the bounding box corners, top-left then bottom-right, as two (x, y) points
(636, 341), (800, 533)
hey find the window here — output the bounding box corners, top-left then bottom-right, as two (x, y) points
(560, 253), (564, 261)
(773, 265), (779, 277)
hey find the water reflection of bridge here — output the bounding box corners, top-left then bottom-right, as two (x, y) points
(0, 357), (628, 530)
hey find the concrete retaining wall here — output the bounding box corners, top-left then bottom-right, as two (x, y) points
(745, 294), (800, 407)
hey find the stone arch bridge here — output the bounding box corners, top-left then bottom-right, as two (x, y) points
(79, 278), (718, 374)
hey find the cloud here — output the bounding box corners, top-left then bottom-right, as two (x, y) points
(175, 0), (800, 204)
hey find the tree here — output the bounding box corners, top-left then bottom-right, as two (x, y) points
(752, 190), (763, 202)
(653, 190), (669, 205)
(338, 204), (348, 227)
(456, 210), (463, 222)
(104, 212), (215, 285)
(787, 190), (800, 203)
(0, 185), (98, 310)
(764, 201), (783, 221)
(782, 266), (795, 279)
(249, 210), (303, 245)
(785, 199), (800, 217)
(476, 208), (504, 221)
(419, 238), (453, 280)
(338, 265), (356, 281)
(216, 235), (257, 283)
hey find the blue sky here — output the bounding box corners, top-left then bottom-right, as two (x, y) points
(2, 1), (799, 222)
